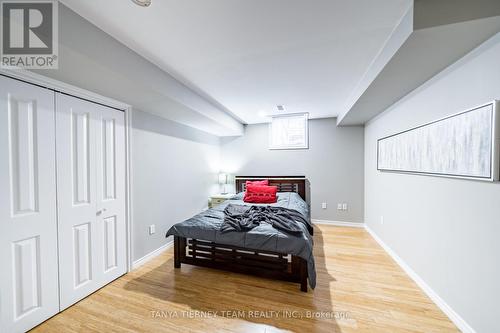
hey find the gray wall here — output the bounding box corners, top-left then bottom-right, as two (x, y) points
(132, 111), (220, 261)
(364, 33), (500, 333)
(221, 118), (364, 223)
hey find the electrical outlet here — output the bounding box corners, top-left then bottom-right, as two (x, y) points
(322, 202), (327, 209)
(342, 203), (348, 211)
(149, 224), (156, 235)
(337, 203), (342, 210)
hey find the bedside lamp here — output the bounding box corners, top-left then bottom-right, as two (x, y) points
(218, 173), (229, 194)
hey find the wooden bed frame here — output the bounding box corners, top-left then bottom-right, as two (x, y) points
(173, 176), (311, 292)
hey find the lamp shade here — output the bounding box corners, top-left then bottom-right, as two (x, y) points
(218, 173), (228, 185)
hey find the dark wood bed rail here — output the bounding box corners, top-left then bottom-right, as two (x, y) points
(174, 236), (308, 292)
(235, 176), (308, 201)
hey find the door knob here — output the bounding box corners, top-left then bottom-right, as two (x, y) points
(96, 208), (107, 215)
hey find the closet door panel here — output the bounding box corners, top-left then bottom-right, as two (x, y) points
(56, 94), (99, 310)
(0, 75), (59, 333)
(56, 94), (126, 310)
(96, 107), (127, 281)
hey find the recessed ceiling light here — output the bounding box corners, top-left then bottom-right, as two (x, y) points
(132, 0), (151, 7)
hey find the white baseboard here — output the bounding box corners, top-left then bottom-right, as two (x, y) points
(132, 240), (174, 270)
(365, 225), (475, 333)
(312, 219), (364, 228)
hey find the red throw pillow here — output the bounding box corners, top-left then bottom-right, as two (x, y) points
(246, 179), (269, 187)
(244, 185), (277, 203)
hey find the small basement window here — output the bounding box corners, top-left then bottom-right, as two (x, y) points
(269, 113), (309, 150)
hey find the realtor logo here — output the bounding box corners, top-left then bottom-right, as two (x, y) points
(1, 0), (58, 68)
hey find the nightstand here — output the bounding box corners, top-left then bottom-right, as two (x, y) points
(209, 193), (234, 208)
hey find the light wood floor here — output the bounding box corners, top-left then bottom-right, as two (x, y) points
(32, 225), (458, 333)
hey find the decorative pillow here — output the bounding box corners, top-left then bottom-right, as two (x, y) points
(245, 179), (269, 187)
(244, 185), (277, 203)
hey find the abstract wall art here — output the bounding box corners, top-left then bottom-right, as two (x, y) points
(377, 101), (500, 181)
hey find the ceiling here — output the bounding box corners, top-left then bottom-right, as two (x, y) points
(61, 0), (411, 124)
(338, 0), (500, 125)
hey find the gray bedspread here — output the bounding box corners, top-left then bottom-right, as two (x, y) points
(166, 192), (316, 288)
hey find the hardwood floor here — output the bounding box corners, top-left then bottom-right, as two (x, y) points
(32, 225), (459, 333)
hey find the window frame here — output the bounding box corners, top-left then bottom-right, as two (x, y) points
(268, 113), (309, 150)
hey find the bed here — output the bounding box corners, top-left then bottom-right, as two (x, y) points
(166, 176), (315, 292)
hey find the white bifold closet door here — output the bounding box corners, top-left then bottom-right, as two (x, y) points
(0, 76), (60, 332)
(55, 93), (126, 310)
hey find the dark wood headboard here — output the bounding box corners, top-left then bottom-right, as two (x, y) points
(235, 176), (308, 201)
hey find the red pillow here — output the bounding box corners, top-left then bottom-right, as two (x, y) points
(246, 180), (269, 187)
(244, 185), (277, 203)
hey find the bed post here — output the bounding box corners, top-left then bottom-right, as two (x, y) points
(300, 258), (308, 292)
(174, 236), (181, 268)
(292, 256), (308, 292)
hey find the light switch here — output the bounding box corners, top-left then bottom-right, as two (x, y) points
(342, 203), (348, 211)
(149, 224), (156, 235)
(322, 202), (327, 209)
